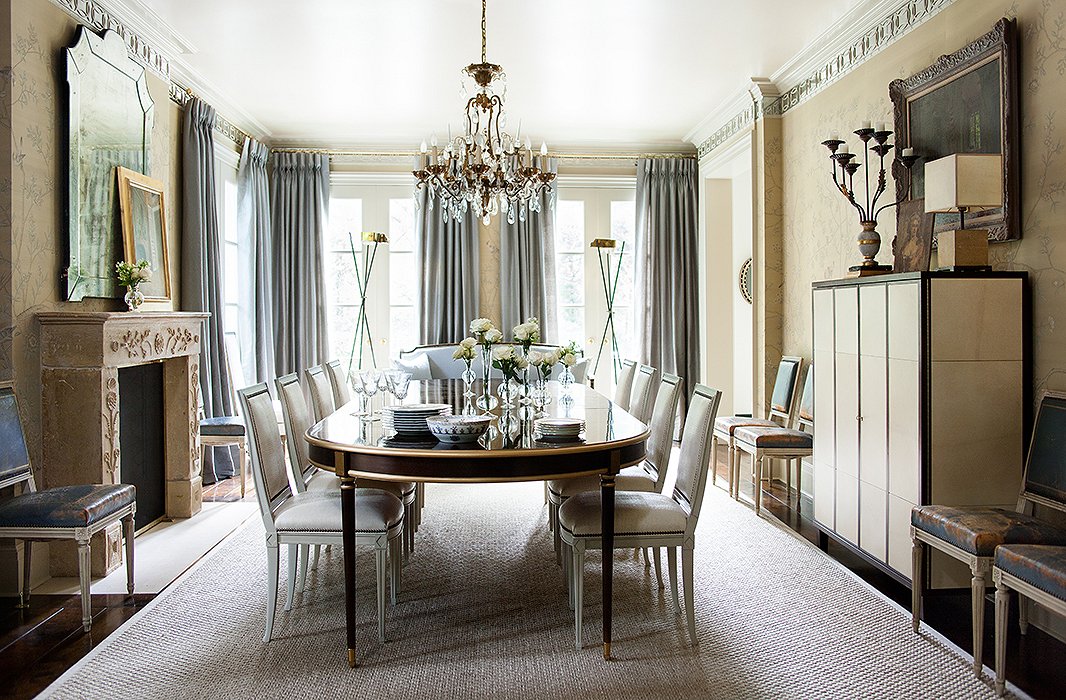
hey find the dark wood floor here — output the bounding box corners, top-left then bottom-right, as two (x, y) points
(2, 462), (1064, 699)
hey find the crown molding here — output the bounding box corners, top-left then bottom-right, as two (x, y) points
(684, 83), (760, 147)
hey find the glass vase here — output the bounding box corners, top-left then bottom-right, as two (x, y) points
(124, 286), (144, 312)
(497, 377), (517, 409)
(461, 364), (476, 395)
(559, 366), (575, 405)
(531, 378), (552, 414)
(475, 346), (498, 411)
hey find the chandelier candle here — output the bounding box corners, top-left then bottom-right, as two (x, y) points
(821, 125), (919, 276)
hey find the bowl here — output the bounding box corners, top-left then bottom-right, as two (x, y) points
(425, 415), (491, 444)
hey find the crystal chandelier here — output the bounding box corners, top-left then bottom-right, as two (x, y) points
(413, 0), (555, 225)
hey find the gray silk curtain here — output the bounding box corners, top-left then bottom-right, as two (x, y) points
(500, 158), (557, 340)
(270, 152), (330, 375)
(237, 137), (274, 385)
(416, 183), (480, 345)
(635, 157), (700, 414)
(182, 98), (234, 480)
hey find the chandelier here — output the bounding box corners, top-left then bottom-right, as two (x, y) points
(413, 0), (555, 225)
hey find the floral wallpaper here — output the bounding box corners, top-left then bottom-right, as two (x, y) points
(780, 0), (1066, 399)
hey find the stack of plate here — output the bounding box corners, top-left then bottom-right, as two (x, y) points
(534, 417), (585, 442)
(382, 403), (452, 435)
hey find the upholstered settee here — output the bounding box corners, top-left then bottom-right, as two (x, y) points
(395, 343), (588, 383)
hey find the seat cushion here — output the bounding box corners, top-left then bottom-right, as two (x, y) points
(200, 416), (246, 437)
(305, 472), (415, 501)
(912, 506), (1066, 557)
(995, 544), (1066, 602)
(558, 491), (687, 538)
(713, 416), (777, 437)
(549, 464), (657, 499)
(274, 490), (403, 533)
(0, 484), (135, 528)
(733, 426), (813, 449)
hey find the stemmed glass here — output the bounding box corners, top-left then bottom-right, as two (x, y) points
(350, 371), (369, 416)
(361, 369), (381, 419)
(390, 371), (412, 405)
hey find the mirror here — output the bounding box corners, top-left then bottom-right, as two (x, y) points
(66, 26), (154, 301)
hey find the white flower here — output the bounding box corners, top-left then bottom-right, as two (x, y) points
(470, 318), (494, 333)
(527, 350), (544, 366)
(452, 346), (466, 360)
(491, 345), (513, 361)
(513, 323), (531, 341)
(546, 349), (562, 366)
(515, 356), (529, 370)
(460, 337), (477, 349)
(484, 328), (503, 343)
(561, 352), (576, 367)
(134, 267), (152, 282)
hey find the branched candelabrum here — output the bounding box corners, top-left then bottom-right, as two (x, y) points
(821, 126), (919, 275)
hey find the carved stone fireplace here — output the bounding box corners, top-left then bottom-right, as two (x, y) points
(38, 311), (209, 576)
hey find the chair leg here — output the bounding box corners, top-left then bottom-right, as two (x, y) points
(18, 540), (31, 609)
(389, 535), (401, 605)
(265, 545), (279, 642)
(754, 454), (764, 516)
(553, 501), (562, 565)
(403, 503), (412, 562)
(124, 514), (135, 595)
(239, 439), (247, 498)
(573, 541), (584, 649)
(786, 455), (792, 502)
(971, 566), (988, 678)
(794, 459), (802, 513)
(313, 545), (321, 572)
(653, 547), (663, 588)
(286, 544), (299, 611)
(407, 497), (417, 555)
(728, 443), (738, 499)
(642, 547), (651, 569)
(77, 537), (92, 632)
(563, 542), (573, 609)
(543, 480), (548, 504)
(299, 544), (311, 592)
(1018, 594), (1029, 634)
(994, 581), (1009, 697)
(911, 538), (924, 632)
(682, 544), (696, 644)
(710, 435), (720, 488)
(667, 546), (680, 612)
(376, 545), (387, 643)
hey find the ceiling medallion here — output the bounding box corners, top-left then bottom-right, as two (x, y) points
(413, 0), (555, 225)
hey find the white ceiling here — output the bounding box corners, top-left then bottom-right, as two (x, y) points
(138, 0), (861, 149)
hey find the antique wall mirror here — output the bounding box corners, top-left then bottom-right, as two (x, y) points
(66, 26), (154, 301)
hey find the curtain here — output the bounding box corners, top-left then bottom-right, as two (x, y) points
(635, 157), (700, 414)
(415, 181), (480, 345)
(500, 158), (557, 340)
(237, 137), (274, 385)
(182, 97), (235, 481)
(271, 151), (330, 375)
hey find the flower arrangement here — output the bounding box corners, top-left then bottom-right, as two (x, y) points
(452, 336), (477, 363)
(470, 318), (503, 348)
(491, 344), (529, 381)
(115, 260), (151, 288)
(512, 316), (541, 353)
(528, 347), (562, 381)
(559, 340), (580, 367)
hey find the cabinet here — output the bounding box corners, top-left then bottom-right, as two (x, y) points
(811, 272), (1028, 587)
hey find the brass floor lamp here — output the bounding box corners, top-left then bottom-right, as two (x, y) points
(347, 231), (388, 375)
(591, 237), (624, 384)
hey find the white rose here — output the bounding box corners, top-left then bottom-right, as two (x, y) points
(460, 337), (477, 349)
(561, 353), (576, 367)
(527, 350), (544, 366)
(485, 328), (503, 343)
(513, 323), (529, 341)
(547, 349), (562, 365)
(470, 318), (494, 333)
(452, 346), (466, 360)
(491, 345), (512, 361)
(515, 356), (529, 370)
(135, 267), (152, 282)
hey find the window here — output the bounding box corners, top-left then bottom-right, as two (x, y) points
(214, 144), (244, 386)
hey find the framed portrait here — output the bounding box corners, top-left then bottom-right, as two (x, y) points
(116, 167), (171, 301)
(889, 17), (1019, 243)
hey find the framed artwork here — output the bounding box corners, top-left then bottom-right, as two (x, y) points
(116, 167), (171, 301)
(889, 17), (1019, 242)
(892, 198), (935, 273)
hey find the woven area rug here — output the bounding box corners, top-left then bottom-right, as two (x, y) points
(42, 482), (1013, 699)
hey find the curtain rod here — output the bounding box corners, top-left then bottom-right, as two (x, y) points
(268, 148), (696, 160)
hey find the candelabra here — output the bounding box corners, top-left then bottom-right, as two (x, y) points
(821, 123), (919, 276)
(347, 231), (388, 375)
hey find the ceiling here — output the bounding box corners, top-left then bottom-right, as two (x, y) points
(139, 0), (861, 149)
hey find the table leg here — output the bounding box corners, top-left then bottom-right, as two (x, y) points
(600, 473), (615, 660)
(341, 475), (357, 668)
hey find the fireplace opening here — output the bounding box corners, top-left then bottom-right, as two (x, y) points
(119, 362), (166, 531)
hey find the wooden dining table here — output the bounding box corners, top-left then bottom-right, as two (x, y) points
(305, 379), (649, 667)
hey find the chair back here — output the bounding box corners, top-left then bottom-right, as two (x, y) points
(1019, 390), (1066, 513)
(629, 364), (659, 423)
(304, 365), (335, 422)
(274, 373), (314, 491)
(796, 365), (814, 431)
(0, 382), (33, 492)
(643, 373), (683, 492)
(768, 356), (803, 424)
(613, 359), (638, 410)
(670, 384), (723, 536)
(238, 383), (293, 534)
(324, 359), (352, 407)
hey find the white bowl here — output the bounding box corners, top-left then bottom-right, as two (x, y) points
(426, 415), (491, 444)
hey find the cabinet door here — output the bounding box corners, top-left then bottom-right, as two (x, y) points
(813, 349), (835, 469)
(814, 460), (835, 529)
(860, 484), (888, 562)
(836, 471), (859, 545)
(887, 494), (915, 580)
(835, 352), (859, 477)
(888, 359), (921, 504)
(859, 354), (887, 490)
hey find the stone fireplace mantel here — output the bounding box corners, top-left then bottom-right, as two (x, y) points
(38, 311), (209, 576)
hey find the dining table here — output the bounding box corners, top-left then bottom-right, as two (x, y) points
(305, 379), (649, 667)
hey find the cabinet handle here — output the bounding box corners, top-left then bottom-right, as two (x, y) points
(856, 415), (863, 422)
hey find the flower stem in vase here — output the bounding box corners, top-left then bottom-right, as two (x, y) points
(476, 345), (498, 411)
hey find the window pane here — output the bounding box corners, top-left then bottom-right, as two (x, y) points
(611, 253), (634, 307)
(389, 198), (415, 252)
(223, 178), (239, 244)
(328, 252), (361, 306)
(328, 198), (363, 252)
(610, 200), (635, 245)
(224, 305), (239, 338)
(558, 307), (585, 348)
(390, 306), (418, 357)
(329, 305), (360, 366)
(556, 253), (584, 305)
(555, 201), (584, 252)
(389, 252), (416, 306)
(224, 241), (239, 306)
(612, 305), (636, 360)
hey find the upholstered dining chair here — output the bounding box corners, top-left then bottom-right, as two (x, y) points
(239, 382), (403, 643)
(0, 382), (136, 632)
(304, 364), (337, 423)
(558, 383), (722, 648)
(711, 355), (803, 499)
(548, 373), (683, 569)
(732, 365), (814, 516)
(324, 359), (352, 408)
(911, 390), (1066, 679)
(198, 341), (250, 496)
(628, 364), (660, 424)
(612, 359), (638, 411)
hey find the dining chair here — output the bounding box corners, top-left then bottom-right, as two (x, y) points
(711, 355), (803, 499)
(198, 339), (249, 495)
(0, 382), (136, 633)
(612, 359), (638, 410)
(324, 359), (352, 407)
(628, 364), (660, 424)
(548, 373), (683, 570)
(732, 365), (814, 515)
(558, 383), (722, 648)
(304, 364), (337, 422)
(239, 382), (403, 643)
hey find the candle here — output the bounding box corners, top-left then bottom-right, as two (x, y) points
(876, 122), (887, 133)
(902, 147), (915, 157)
(420, 140), (428, 154)
(860, 120), (872, 129)
(829, 131), (840, 141)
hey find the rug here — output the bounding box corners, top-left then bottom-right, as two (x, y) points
(41, 482), (1013, 699)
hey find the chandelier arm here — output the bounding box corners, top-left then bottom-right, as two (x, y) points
(481, 0), (487, 64)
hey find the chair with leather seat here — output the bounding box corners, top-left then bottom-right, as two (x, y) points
(0, 382), (136, 632)
(711, 355), (803, 499)
(732, 365), (814, 516)
(911, 390), (1066, 679)
(199, 339), (249, 496)
(558, 383), (722, 648)
(239, 382), (403, 643)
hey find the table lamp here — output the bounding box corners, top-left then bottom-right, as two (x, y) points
(923, 153), (1003, 270)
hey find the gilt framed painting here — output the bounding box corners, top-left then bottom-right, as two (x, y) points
(117, 166), (171, 301)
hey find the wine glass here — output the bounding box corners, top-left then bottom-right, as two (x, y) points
(350, 371), (368, 416)
(361, 369), (381, 419)
(391, 371), (412, 404)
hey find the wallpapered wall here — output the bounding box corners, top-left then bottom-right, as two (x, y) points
(2, 0), (183, 474)
(780, 0), (1066, 398)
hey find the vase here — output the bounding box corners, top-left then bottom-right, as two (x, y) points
(559, 366), (575, 405)
(461, 365), (476, 395)
(476, 346), (498, 411)
(124, 286), (144, 312)
(497, 377), (517, 409)
(531, 378), (551, 414)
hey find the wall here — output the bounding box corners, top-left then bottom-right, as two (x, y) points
(780, 0), (1066, 400)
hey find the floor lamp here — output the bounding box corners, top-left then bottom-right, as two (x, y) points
(347, 231), (388, 375)
(591, 237), (624, 384)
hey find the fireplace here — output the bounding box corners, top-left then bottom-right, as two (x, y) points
(37, 311), (209, 576)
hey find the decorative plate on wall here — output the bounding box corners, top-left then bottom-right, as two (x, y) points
(739, 258), (753, 304)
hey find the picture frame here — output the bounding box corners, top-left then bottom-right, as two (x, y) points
(889, 17), (1020, 243)
(116, 166), (171, 301)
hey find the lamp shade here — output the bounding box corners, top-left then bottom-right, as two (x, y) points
(923, 153), (1003, 212)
